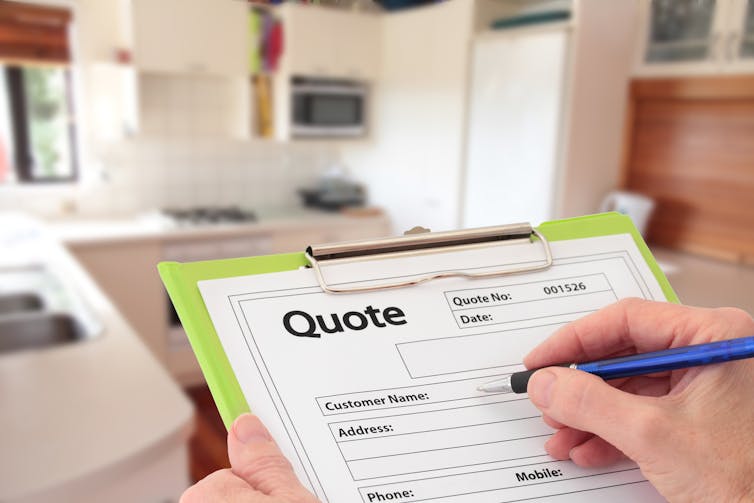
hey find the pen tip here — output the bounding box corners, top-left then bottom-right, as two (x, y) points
(477, 375), (513, 394)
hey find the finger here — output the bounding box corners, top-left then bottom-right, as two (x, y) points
(544, 427), (593, 460)
(547, 377), (669, 433)
(524, 299), (725, 369)
(542, 414), (566, 430)
(569, 436), (626, 468)
(227, 414), (317, 501)
(713, 307), (754, 336)
(527, 367), (666, 463)
(180, 469), (261, 503)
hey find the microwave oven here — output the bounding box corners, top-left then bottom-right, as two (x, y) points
(291, 77), (367, 138)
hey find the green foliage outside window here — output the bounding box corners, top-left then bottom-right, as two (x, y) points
(23, 67), (74, 179)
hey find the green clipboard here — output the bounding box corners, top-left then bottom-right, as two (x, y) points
(158, 212), (678, 430)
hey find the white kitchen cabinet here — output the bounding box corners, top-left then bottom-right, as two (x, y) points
(284, 6), (336, 77)
(279, 3), (380, 80)
(335, 12), (381, 80)
(635, 0), (754, 75)
(132, 0), (248, 76)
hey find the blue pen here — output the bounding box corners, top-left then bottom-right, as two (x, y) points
(477, 336), (754, 394)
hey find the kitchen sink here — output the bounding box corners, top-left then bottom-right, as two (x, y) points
(0, 292), (44, 315)
(0, 266), (101, 355)
(0, 312), (86, 353)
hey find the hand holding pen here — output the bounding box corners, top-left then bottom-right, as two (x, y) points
(504, 299), (754, 503)
(478, 336), (754, 394)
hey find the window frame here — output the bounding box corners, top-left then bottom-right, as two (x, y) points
(4, 65), (79, 184)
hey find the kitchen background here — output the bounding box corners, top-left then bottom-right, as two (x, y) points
(1, 0), (753, 501)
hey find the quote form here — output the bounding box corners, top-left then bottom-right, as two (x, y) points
(199, 234), (669, 502)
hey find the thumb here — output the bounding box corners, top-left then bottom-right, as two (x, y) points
(227, 414), (315, 500)
(527, 367), (665, 462)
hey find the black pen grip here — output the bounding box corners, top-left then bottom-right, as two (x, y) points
(512, 364), (571, 394)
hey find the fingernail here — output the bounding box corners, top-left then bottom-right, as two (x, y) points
(529, 370), (556, 408)
(233, 414), (271, 444)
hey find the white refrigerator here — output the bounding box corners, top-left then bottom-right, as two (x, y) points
(462, 27), (569, 228)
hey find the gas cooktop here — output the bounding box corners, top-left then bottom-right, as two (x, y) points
(160, 206), (257, 226)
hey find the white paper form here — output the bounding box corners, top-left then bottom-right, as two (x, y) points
(198, 234), (669, 503)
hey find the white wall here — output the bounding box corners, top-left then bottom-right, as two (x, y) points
(341, 1), (473, 234)
(74, 0), (132, 62)
(556, 0), (640, 217)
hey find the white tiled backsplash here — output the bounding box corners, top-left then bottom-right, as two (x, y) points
(80, 138), (335, 215)
(138, 73), (249, 139)
(0, 138), (337, 217)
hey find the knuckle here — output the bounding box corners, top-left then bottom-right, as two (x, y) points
(612, 298), (645, 324)
(714, 307), (754, 331)
(615, 297), (643, 311)
(570, 444), (599, 467)
(180, 469), (234, 503)
(277, 488), (321, 503)
(617, 297), (641, 307)
(179, 485), (203, 503)
(237, 452), (294, 482)
(554, 372), (594, 420)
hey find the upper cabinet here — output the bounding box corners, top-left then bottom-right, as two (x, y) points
(132, 0), (248, 76)
(280, 4), (380, 80)
(636, 0), (754, 75)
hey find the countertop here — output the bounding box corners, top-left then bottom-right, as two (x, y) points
(0, 215), (194, 500)
(48, 209), (391, 246)
(652, 246), (754, 315)
(45, 215), (754, 316)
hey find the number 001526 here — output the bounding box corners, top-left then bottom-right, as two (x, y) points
(543, 282), (587, 295)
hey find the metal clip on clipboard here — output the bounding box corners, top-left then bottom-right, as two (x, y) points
(305, 223), (553, 294)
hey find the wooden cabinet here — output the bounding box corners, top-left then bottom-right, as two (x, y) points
(280, 4), (380, 80)
(635, 0), (754, 76)
(621, 76), (754, 263)
(132, 0), (248, 76)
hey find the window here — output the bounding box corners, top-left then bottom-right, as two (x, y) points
(3, 65), (78, 182)
(0, 1), (77, 183)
